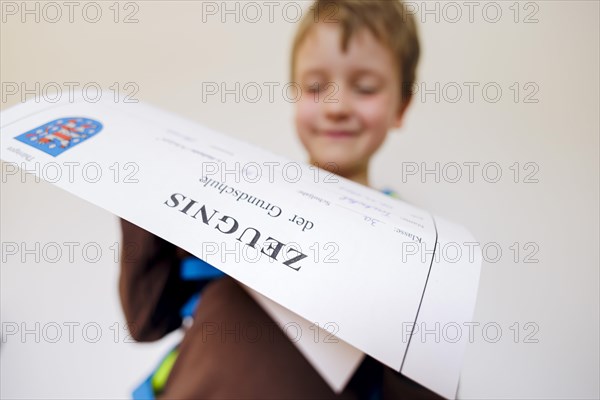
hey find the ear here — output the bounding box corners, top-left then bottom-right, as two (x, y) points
(392, 96), (412, 129)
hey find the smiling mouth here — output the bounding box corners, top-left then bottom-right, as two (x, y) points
(321, 130), (357, 138)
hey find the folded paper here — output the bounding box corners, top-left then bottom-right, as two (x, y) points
(0, 96), (482, 399)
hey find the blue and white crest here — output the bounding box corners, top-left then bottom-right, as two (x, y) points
(14, 117), (103, 157)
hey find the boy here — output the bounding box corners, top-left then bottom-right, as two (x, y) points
(120, 0), (441, 398)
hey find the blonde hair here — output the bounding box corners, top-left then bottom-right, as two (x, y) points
(290, 0), (420, 103)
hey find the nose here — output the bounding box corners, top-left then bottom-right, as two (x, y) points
(323, 83), (351, 120)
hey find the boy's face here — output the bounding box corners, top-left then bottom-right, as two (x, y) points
(293, 23), (409, 177)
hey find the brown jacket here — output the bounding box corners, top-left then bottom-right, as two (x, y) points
(119, 218), (444, 399)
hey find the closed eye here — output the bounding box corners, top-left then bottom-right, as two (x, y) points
(355, 85), (379, 95)
(305, 82), (323, 93)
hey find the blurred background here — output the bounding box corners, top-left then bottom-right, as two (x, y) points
(1, 1), (598, 398)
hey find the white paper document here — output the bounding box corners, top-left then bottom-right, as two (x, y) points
(0, 97), (482, 399)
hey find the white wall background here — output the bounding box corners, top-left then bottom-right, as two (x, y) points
(1, 1), (598, 398)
